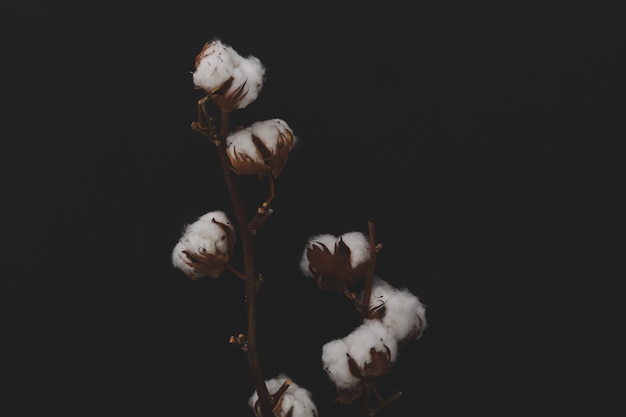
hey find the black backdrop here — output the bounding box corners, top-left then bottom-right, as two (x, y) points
(2, 1), (624, 416)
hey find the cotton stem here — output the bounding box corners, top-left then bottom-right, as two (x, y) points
(361, 221), (378, 320)
(208, 108), (273, 417)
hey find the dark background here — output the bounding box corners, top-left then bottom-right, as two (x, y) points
(2, 1), (624, 416)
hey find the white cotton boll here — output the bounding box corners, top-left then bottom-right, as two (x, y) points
(321, 338), (360, 390)
(299, 233), (337, 277)
(184, 215), (230, 254)
(192, 39), (265, 110)
(248, 374), (318, 417)
(340, 231), (370, 269)
(233, 56), (265, 109)
(172, 211), (233, 270)
(192, 41), (235, 91)
(345, 319), (398, 367)
(322, 320), (398, 389)
(171, 227), (228, 280)
(366, 278), (428, 342)
(226, 128), (263, 164)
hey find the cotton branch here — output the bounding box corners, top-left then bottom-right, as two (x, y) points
(180, 38), (423, 417)
(193, 104), (273, 417)
(361, 221), (380, 320)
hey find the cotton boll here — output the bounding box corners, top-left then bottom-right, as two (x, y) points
(365, 277), (428, 342)
(299, 233), (337, 277)
(301, 232), (372, 291)
(322, 320), (398, 389)
(225, 118), (296, 178)
(192, 39), (265, 111)
(321, 338), (360, 390)
(171, 210), (235, 279)
(249, 374), (318, 417)
(344, 319), (398, 368)
(340, 231), (370, 269)
(183, 212), (232, 255)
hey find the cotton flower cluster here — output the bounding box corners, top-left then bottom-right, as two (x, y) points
(301, 230), (428, 404)
(171, 210), (236, 280)
(321, 279), (428, 403)
(226, 118), (298, 178)
(193, 38), (265, 112)
(249, 374), (318, 417)
(299, 231), (371, 292)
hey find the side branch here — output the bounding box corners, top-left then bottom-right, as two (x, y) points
(361, 221), (378, 320)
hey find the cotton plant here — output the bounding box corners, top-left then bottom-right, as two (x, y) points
(171, 37), (427, 417)
(300, 229), (428, 411)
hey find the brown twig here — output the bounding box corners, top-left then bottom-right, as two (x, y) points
(195, 101), (273, 417)
(361, 221), (378, 320)
(368, 391), (403, 416)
